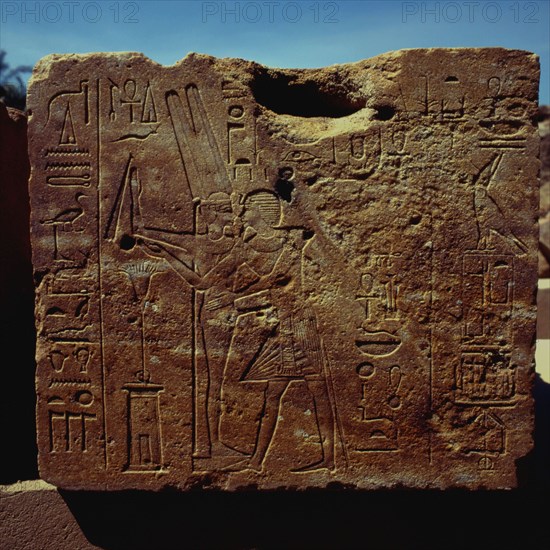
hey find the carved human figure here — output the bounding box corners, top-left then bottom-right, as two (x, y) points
(136, 191), (240, 458)
(473, 154), (527, 253)
(221, 190), (336, 472)
(74, 347), (90, 373)
(141, 189), (337, 472)
(192, 193), (241, 457)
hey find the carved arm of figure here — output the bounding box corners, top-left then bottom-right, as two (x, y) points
(130, 195), (199, 265)
(137, 234), (240, 292)
(132, 195), (236, 268)
(243, 230), (305, 295)
(138, 236), (206, 289)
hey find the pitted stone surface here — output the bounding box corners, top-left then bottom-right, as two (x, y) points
(0, 481), (99, 550)
(28, 49), (539, 490)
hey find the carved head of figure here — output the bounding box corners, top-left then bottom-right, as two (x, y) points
(242, 190), (282, 236)
(74, 347), (90, 372)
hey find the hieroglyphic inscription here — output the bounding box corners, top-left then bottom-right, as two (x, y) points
(30, 49), (538, 490)
(123, 383), (164, 471)
(463, 411), (506, 471)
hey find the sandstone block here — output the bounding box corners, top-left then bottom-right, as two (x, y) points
(0, 481), (98, 550)
(28, 49), (539, 490)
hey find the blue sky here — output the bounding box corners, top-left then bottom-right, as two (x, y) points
(0, 0), (549, 103)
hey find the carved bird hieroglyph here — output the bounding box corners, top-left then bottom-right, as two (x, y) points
(473, 154), (527, 253)
(41, 192), (86, 229)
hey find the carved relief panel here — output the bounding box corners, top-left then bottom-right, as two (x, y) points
(29, 49), (539, 489)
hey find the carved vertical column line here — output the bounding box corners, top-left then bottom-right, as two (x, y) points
(97, 78), (108, 468)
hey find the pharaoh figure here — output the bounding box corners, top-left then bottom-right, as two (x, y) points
(139, 189), (337, 472)
(221, 190), (336, 472)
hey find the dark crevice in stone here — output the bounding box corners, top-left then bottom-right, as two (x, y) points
(119, 234), (137, 251)
(251, 70), (365, 118)
(275, 179), (295, 203)
(373, 104), (396, 121)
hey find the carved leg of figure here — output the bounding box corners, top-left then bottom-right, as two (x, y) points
(193, 292), (211, 458)
(220, 310), (279, 458)
(203, 307), (236, 456)
(294, 379), (335, 472)
(248, 380), (288, 472)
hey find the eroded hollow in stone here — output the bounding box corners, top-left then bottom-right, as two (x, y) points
(251, 69), (366, 118)
(119, 234), (136, 251)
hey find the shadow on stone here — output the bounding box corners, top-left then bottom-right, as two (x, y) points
(516, 375), (550, 488)
(60, 487), (549, 550)
(251, 67), (366, 118)
(0, 104), (38, 483)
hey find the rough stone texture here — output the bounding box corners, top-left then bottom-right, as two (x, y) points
(539, 106), (550, 277)
(0, 104), (38, 482)
(28, 48), (539, 490)
(0, 481), (99, 549)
